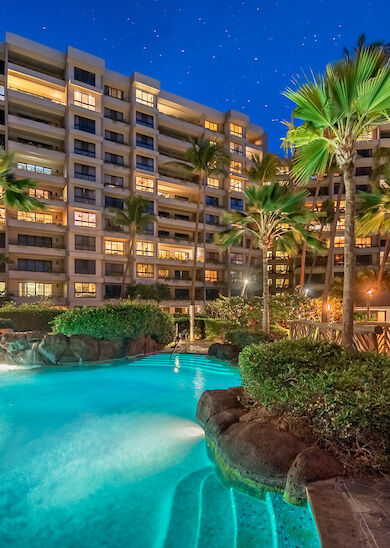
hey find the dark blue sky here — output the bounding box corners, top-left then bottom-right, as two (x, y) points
(1, 0), (388, 151)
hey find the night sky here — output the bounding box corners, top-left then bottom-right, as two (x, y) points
(1, 0), (388, 151)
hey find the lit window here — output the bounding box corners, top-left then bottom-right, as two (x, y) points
(275, 250), (288, 259)
(175, 251), (191, 261)
(18, 211), (53, 224)
(267, 250), (273, 259)
(0, 85), (4, 100)
(17, 162), (52, 175)
(333, 236), (345, 248)
(206, 177), (220, 189)
(276, 264), (289, 274)
(137, 264), (154, 278)
(268, 279), (273, 286)
(0, 282), (5, 296)
(18, 282), (52, 297)
(230, 123), (243, 137)
(336, 217), (345, 230)
(205, 270), (218, 282)
(230, 178), (244, 192)
(230, 142), (244, 155)
(356, 237), (371, 248)
(0, 208), (5, 222)
(230, 161), (243, 174)
(105, 240), (124, 255)
(136, 89), (154, 107)
(74, 211), (96, 228)
(158, 249), (170, 259)
(104, 85), (124, 100)
(136, 176), (154, 192)
(231, 253), (243, 265)
(158, 268), (169, 278)
(29, 188), (50, 200)
(75, 283), (96, 298)
(357, 127), (373, 141)
(230, 271), (242, 283)
(205, 120), (218, 132)
(74, 90), (96, 111)
(276, 278), (289, 288)
(136, 241), (154, 256)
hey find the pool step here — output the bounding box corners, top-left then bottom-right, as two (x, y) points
(232, 489), (274, 548)
(137, 354), (238, 377)
(266, 492), (321, 548)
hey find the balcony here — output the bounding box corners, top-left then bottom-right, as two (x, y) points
(8, 113), (65, 140)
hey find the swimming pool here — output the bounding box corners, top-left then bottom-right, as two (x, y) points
(0, 353), (320, 547)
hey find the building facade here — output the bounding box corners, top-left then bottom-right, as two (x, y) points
(0, 32), (269, 312)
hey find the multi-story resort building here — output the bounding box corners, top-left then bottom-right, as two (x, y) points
(295, 123), (390, 297)
(0, 32), (270, 312)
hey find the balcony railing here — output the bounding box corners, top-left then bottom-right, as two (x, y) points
(8, 86), (65, 105)
(10, 137), (64, 152)
(9, 239), (65, 249)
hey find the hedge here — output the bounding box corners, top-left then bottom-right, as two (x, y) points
(52, 302), (175, 344)
(225, 329), (284, 349)
(239, 339), (390, 473)
(0, 306), (64, 332)
(204, 318), (240, 340)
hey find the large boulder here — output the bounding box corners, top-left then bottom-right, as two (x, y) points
(0, 332), (30, 354)
(217, 422), (307, 489)
(196, 387), (245, 428)
(128, 336), (147, 356)
(68, 334), (99, 362)
(98, 339), (127, 361)
(37, 333), (70, 364)
(208, 343), (240, 365)
(284, 446), (344, 503)
(206, 408), (247, 442)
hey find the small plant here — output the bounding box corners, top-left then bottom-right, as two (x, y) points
(225, 330), (283, 349)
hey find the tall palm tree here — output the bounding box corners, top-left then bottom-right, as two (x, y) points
(164, 137), (230, 340)
(110, 196), (156, 298)
(0, 150), (45, 211)
(218, 183), (323, 333)
(343, 33), (390, 61)
(283, 47), (390, 346)
(330, 268), (390, 302)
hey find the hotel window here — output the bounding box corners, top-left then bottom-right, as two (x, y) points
(75, 259), (96, 275)
(206, 195), (219, 207)
(357, 127), (373, 141)
(18, 211), (53, 224)
(74, 67), (95, 86)
(136, 241), (154, 257)
(205, 120), (218, 132)
(74, 90), (96, 111)
(158, 268), (169, 278)
(105, 152), (124, 166)
(136, 155), (154, 172)
(275, 250), (289, 259)
(333, 236), (345, 248)
(205, 214), (219, 225)
(74, 115), (95, 134)
(18, 258), (52, 273)
(105, 196), (124, 209)
(105, 263), (124, 276)
(75, 187), (96, 205)
(136, 111), (154, 128)
(356, 237), (371, 248)
(0, 281), (5, 296)
(104, 107), (124, 122)
(29, 188), (51, 200)
(230, 178), (244, 192)
(230, 271), (242, 283)
(136, 133), (154, 150)
(230, 161), (243, 174)
(74, 282), (96, 298)
(104, 85), (124, 100)
(205, 270), (218, 282)
(276, 264), (289, 274)
(175, 251), (190, 261)
(105, 284), (121, 298)
(137, 264), (154, 278)
(0, 85), (4, 100)
(104, 174), (124, 188)
(18, 282), (52, 297)
(158, 249), (170, 259)
(105, 240), (124, 255)
(74, 163), (96, 181)
(230, 197), (244, 211)
(336, 217), (345, 230)
(136, 176), (154, 192)
(74, 139), (96, 157)
(74, 211), (96, 228)
(206, 177), (220, 189)
(230, 123), (243, 137)
(17, 162), (51, 175)
(276, 278), (289, 288)
(231, 253), (244, 265)
(105, 130), (124, 144)
(205, 233), (214, 244)
(230, 142), (244, 156)
(18, 234), (52, 248)
(75, 234), (95, 251)
(136, 89), (154, 107)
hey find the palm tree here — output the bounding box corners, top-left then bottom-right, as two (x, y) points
(331, 269), (390, 302)
(164, 137), (230, 340)
(0, 150), (46, 211)
(110, 196), (156, 298)
(283, 47), (390, 347)
(218, 183), (323, 333)
(343, 33), (390, 61)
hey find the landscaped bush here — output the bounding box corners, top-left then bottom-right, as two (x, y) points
(204, 318), (239, 340)
(0, 318), (16, 330)
(52, 302), (174, 344)
(0, 306), (64, 332)
(239, 339), (390, 473)
(225, 329), (284, 349)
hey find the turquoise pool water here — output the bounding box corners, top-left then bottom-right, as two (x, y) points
(0, 353), (320, 547)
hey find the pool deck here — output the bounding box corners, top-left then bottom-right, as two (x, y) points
(308, 477), (390, 547)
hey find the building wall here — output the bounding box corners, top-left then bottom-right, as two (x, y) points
(0, 32), (269, 312)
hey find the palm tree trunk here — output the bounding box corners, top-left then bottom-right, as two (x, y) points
(377, 236), (390, 288)
(121, 230), (135, 298)
(201, 180), (206, 307)
(322, 179), (344, 321)
(299, 180), (320, 293)
(241, 239), (253, 296)
(190, 179), (202, 341)
(341, 163), (356, 347)
(261, 245), (270, 333)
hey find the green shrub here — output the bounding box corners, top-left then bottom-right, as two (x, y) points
(0, 318), (16, 330)
(52, 302), (174, 344)
(204, 318), (239, 340)
(239, 339), (390, 472)
(173, 316), (207, 338)
(225, 330), (283, 348)
(0, 306), (63, 331)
